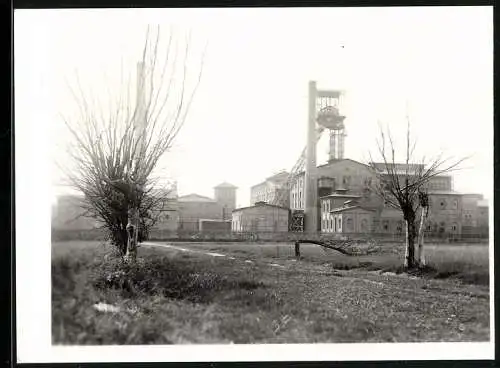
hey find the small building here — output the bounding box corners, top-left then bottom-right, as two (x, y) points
(177, 193), (224, 232)
(232, 202), (289, 233)
(326, 204), (376, 234)
(176, 182), (238, 232)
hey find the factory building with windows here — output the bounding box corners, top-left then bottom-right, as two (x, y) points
(232, 202), (289, 233)
(176, 182), (238, 232)
(243, 82), (488, 238)
(250, 171), (290, 208)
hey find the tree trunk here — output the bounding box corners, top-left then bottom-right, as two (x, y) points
(416, 207), (427, 267)
(404, 217), (417, 269)
(125, 207), (138, 263)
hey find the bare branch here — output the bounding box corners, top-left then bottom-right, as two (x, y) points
(61, 26), (205, 253)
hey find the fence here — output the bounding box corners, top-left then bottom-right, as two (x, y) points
(52, 227), (489, 244)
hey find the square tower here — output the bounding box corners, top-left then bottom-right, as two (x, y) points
(214, 182), (238, 220)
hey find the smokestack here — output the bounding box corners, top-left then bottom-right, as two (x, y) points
(304, 81), (318, 233)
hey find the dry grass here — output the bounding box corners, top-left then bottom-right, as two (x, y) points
(180, 241), (490, 285)
(52, 241), (490, 345)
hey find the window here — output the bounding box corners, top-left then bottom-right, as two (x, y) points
(396, 221), (403, 234)
(451, 223), (458, 232)
(346, 218), (353, 232)
(440, 199), (447, 209)
(361, 219), (368, 232)
(439, 222), (445, 233)
(452, 200), (458, 209)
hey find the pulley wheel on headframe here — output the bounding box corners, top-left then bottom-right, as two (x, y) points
(317, 106), (345, 130)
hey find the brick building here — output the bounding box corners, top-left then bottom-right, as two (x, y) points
(177, 183), (238, 232)
(250, 157), (487, 236)
(250, 171), (290, 207)
(232, 202), (289, 233)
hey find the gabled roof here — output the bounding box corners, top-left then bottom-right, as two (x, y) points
(295, 158), (372, 176)
(330, 205), (375, 213)
(233, 202), (289, 212)
(214, 182), (238, 189)
(318, 158), (371, 170)
(320, 193), (362, 200)
(178, 193), (216, 203)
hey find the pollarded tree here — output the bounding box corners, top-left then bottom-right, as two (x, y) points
(61, 26), (205, 262)
(368, 116), (467, 270)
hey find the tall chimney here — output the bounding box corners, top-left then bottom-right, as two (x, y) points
(304, 81), (318, 233)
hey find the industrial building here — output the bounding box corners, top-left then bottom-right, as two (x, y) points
(250, 171), (290, 208)
(52, 182), (238, 235)
(232, 202), (289, 233)
(176, 182), (237, 232)
(245, 81), (489, 238)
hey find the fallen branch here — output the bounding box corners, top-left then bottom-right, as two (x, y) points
(294, 239), (381, 257)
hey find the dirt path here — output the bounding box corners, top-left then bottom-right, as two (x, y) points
(141, 241), (416, 289)
(141, 241), (277, 267)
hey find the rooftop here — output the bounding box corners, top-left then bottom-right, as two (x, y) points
(266, 171), (289, 182)
(233, 202), (289, 212)
(330, 205), (375, 213)
(427, 190), (462, 195)
(214, 182), (238, 189)
(293, 158), (371, 176)
(320, 193), (362, 199)
(178, 194), (215, 203)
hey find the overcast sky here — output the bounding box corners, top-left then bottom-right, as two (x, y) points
(15, 7), (493, 208)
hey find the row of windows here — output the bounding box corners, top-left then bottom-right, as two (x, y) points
(291, 190), (304, 209)
(322, 217), (342, 232)
(322, 200), (332, 213)
(426, 222), (459, 232)
(432, 198), (459, 210)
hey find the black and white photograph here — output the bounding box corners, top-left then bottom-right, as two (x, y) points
(15, 6), (493, 363)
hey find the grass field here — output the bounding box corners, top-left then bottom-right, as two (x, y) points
(176, 241), (490, 285)
(52, 240), (490, 344)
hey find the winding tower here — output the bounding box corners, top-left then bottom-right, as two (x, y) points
(304, 82), (346, 233)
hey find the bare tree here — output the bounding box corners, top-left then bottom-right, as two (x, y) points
(60, 26), (205, 262)
(368, 116), (467, 270)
